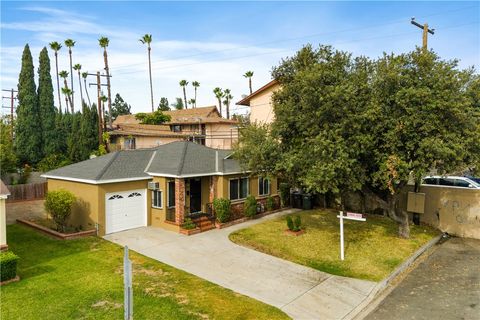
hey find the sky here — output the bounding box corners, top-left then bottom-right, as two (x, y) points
(1, 1), (479, 115)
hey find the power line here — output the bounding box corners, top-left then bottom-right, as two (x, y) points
(110, 5), (478, 71)
(113, 21), (479, 76)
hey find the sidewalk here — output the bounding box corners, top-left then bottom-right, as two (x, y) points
(105, 209), (377, 320)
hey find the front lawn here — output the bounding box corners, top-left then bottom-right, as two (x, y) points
(1, 224), (289, 320)
(230, 209), (439, 281)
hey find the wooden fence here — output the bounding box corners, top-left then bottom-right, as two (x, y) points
(6, 182), (47, 202)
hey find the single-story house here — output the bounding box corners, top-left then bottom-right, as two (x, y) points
(42, 141), (279, 236)
(0, 180), (10, 251)
(111, 106), (239, 150)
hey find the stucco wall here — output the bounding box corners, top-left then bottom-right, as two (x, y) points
(47, 179), (101, 232)
(113, 136), (182, 150)
(249, 83), (281, 124)
(206, 123), (239, 149)
(217, 174), (278, 202)
(410, 186), (480, 239)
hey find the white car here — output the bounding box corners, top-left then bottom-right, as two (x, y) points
(422, 176), (480, 189)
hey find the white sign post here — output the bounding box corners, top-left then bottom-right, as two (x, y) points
(124, 246), (133, 320)
(337, 211), (366, 261)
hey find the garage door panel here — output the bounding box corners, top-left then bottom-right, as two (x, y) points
(105, 189), (146, 234)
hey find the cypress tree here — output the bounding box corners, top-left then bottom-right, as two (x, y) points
(38, 47), (59, 155)
(80, 102), (99, 159)
(68, 112), (83, 162)
(15, 44), (43, 165)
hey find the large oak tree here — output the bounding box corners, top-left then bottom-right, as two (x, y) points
(234, 45), (479, 238)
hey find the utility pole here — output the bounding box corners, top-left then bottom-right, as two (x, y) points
(87, 72), (110, 146)
(411, 17), (435, 50)
(2, 89), (18, 138)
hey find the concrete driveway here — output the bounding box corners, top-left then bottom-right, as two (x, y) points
(104, 209), (376, 320)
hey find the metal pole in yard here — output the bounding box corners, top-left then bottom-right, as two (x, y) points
(339, 211), (344, 261)
(124, 246), (133, 320)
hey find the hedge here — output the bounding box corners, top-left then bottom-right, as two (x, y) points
(1, 251), (19, 282)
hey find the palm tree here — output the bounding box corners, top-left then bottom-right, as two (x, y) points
(49, 41), (62, 110)
(61, 87), (72, 112)
(179, 80), (189, 109)
(59, 70), (73, 113)
(213, 87), (224, 117)
(223, 89), (233, 119)
(100, 94), (108, 131)
(81, 72), (92, 106)
(139, 34), (154, 112)
(73, 64), (84, 109)
(98, 36), (112, 128)
(243, 71), (254, 94)
(192, 81), (200, 108)
(64, 39), (76, 110)
(188, 99), (196, 108)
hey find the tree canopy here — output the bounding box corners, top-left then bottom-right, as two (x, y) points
(135, 110), (171, 125)
(106, 93), (131, 122)
(235, 45), (480, 238)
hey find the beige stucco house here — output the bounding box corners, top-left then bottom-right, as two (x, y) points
(42, 141), (279, 236)
(0, 181), (10, 251)
(237, 79), (281, 124)
(110, 106), (239, 150)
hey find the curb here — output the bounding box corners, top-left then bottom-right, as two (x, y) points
(343, 233), (444, 320)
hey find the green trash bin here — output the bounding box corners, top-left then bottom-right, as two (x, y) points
(302, 194), (313, 210)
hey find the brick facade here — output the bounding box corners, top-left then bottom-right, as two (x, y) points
(209, 176), (218, 203)
(175, 178), (185, 224)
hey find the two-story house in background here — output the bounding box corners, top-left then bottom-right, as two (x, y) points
(110, 106), (239, 150)
(236, 79), (281, 124)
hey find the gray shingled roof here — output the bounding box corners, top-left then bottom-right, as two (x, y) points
(43, 141), (245, 183)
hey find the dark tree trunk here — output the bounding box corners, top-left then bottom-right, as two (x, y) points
(362, 184), (410, 238)
(55, 52), (62, 110)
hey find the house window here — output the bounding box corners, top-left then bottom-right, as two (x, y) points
(258, 177), (270, 196)
(229, 177), (249, 201)
(152, 190), (163, 208)
(171, 125), (182, 132)
(168, 181), (175, 208)
(124, 137), (136, 150)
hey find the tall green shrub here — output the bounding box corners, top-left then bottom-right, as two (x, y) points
(44, 189), (76, 232)
(0, 251), (19, 282)
(213, 198), (231, 223)
(38, 47), (59, 156)
(15, 44), (42, 165)
(244, 195), (257, 218)
(286, 215), (294, 231)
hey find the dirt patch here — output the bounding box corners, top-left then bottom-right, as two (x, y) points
(6, 200), (45, 225)
(91, 300), (122, 309)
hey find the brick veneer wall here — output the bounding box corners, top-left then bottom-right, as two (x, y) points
(175, 178), (185, 224)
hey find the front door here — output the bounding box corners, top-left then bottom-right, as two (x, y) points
(189, 178), (202, 213)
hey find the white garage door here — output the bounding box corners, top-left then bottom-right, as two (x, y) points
(105, 189), (147, 234)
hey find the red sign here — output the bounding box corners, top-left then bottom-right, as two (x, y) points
(346, 212), (363, 219)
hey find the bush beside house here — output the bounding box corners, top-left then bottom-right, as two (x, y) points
(213, 198), (231, 223)
(244, 195), (257, 218)
(44, 189), (76, 232)
(0, 251), (19, 282)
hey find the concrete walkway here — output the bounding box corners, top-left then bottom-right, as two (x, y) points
(104, 209), (376, 319)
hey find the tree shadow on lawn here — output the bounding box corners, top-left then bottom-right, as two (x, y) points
(6, 224), (105, 280)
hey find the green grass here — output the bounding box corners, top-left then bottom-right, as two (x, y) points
(230, 210), (440, 281)
(1, 224), (289, 320)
